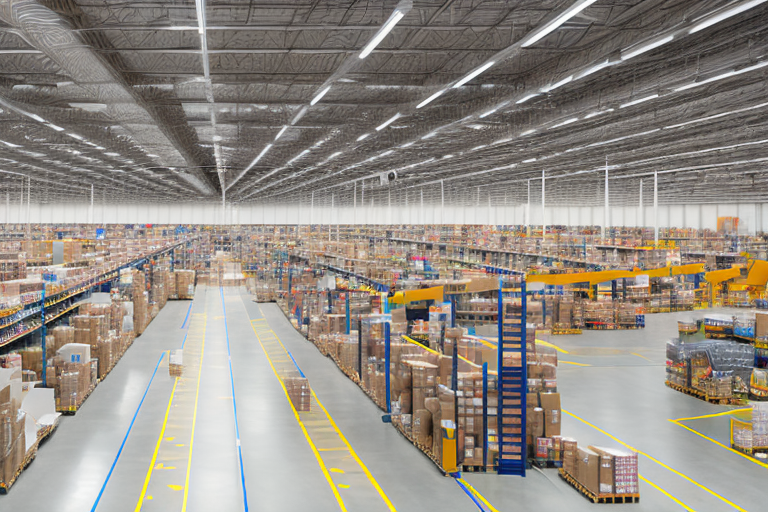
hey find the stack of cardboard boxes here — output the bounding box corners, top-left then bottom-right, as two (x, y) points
(284, 376), (310, 411)
(527, 392), (562, 463)
(175, 270), (195, 299)
(0, 371), (27, 490)
(562, 439), (639, 497)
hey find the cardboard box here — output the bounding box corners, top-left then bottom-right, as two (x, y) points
(577, 447), (600, 495)
(589, 446), (615, 494)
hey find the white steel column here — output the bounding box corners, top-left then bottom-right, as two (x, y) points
(541, 170), (546, 237)
(526, 179), (531, 236)
(441, 179), (445, 225)
(420, 189), (424, 225)
(654, 171), (659, 243)
(603, 163), (609, 239)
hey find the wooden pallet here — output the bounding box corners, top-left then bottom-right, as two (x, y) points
(56, 384), (96, 414)
(0, 418), (59, 494)
(664, 381), (744, 405)
(559, 469), (640, 504)
(551, 328), (582, 335)
(531, 459), (562, 469)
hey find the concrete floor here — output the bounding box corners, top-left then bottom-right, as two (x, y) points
(1, 290), (764, 511)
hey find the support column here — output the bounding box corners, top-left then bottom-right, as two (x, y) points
(526, 179), (531, 236)
(654, 171), (659, 244)
(541, 171), (546, 238)
(603, 162), (609, 240)
(441, 180), (445, 225)
(639, 179), (643, 228)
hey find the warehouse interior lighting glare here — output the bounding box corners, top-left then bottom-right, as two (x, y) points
(453, 61), (496, 88)
(359, 8), (407, 59)
(674, 61), (768, 91)
(689, 0), (768, 34)
(417, 90), (445, 109)
(542, 75), (573, 92)
(517, 94), (540, 104)
(357, 133), (370, 141)
(620, 94), (659, 108)
(621, 36), (674, 61)
(521, 0), (600, 47)
(376, 113), (401, 131)
(243, 143), (272, 172)
(310, 86), (331, 106)
(274, 125), (288, 140)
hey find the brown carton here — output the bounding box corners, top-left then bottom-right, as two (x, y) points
(588, 446), (615, 495)
(577, 447), (600, 495)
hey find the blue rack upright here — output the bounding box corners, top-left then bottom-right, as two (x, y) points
(496, 277), (527, 476)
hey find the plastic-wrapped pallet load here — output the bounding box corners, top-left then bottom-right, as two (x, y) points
(284, 377), (310, 412)
(0, 369), (27, 491)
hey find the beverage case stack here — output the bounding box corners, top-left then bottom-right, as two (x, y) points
(0, 371), (27, 490)
(561, 441), (639, 498)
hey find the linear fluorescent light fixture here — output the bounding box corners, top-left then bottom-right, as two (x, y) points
(690, 0), (768, 34)
(579, 60), (611, 78)
(286, 149), (310, 166)
(479, 108), (498, 118)
(542, 75), (573, 92)
(359, 8), (406, 59)
(376, 113), (401, 131)
(520, 129), (536, 136)
(453, 61), (495, 88)
(550, 117), (579, 129)
(310, 85), (331, 105)
(104, 152), (120, 157)
(621, 35), (674, 61)
(620, 94), (659, 108)
(327, 151), (343, 160)
(522, 0), (600, 47)
(291, 106), (308, 125)
(674, 61), (768, 91)
(584, 108), (614, 119)
(244, 143), (272, 172)
(46, 123), (65, 132)
(417, 90), (445, 109)
(522, 158), (537, 163)
(357, 133), (370, 141)
(516, 93), (540, 104)
(0, 140), (22, 148)
(274, 125), (288, 140)
(67, 133), (84, 140)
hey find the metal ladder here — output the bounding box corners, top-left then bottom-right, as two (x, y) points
(497, 277), (527, 476)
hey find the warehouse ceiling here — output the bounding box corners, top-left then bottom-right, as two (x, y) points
(1, 0), (768, 208)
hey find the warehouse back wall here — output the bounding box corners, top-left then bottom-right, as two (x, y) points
(1, 202), (766, 234)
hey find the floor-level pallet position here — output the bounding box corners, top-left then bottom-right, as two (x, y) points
(558, 469), (640, 504)
(56, 384), (96, 415)
(0, 420), (59, 494)
(664, 380), (746, 405)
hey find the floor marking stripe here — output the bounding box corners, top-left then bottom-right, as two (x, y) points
(535, 339), (569, 354)
(455, 478), (488, 512)
(181, 314), (207, 512)
(631, 352), (654, 362)
(672, 408), (752, 422)
(560, 361), (591, 367)
(250, 322), (348, 512)
(134, 373), (180, 511)
(91, 352), (165, 512)
(181, 302), (192, 329)
(638, 474), (696, 512)
(564, 409), (744, 511)
(220, 287), (249, 511)
(669, 419), (768, 470)
(259, 319), (397, 512)
(456, 478), (499, 512)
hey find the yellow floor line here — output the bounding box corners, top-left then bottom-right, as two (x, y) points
(535, 338), (569, 354)
(560, 361), (591, 367)
(631, 352), (654, 362)
(563, 409), (745, 511)
(258, 318), (398, 511)
(181, 314), (207, 512)
(673, 408), (752, 422)
(251, 322), (347, 512)
(669, 419), (768, 470)
(457, 478), (500, 512)
(639, 474), (695, 512)
(134, 369), (180, 511)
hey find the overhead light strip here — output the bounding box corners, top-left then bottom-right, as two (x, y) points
(689, 0), (768, 33)
(359, 9), (406, 59)
(310, 85), (331, 106)
(376, 113), (401, 131)
(453, 61), (496, 88)
(521, 0), (600, 47)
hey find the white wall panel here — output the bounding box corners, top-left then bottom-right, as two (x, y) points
(5, 202), (768, 234)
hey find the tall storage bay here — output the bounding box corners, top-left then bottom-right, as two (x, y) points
(2, 1), (768, 511)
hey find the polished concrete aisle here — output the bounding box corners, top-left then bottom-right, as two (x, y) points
(0, 297), (193, 512)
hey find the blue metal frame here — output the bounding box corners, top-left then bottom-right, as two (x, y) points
(482, 361), (488, 469)
(41, 288), (47, 387)
(345, 294), (351, 335)
(497, 277), (527, 477)
(384, 322), (391, 413)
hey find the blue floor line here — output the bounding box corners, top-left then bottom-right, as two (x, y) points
(180, 301), (192, 329)
(220, 287), (249, 512)
(90, 352), (165, 512)
(455, 478), (488, 512)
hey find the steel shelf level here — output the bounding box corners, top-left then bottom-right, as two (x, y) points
(496, 277), (527, 476)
